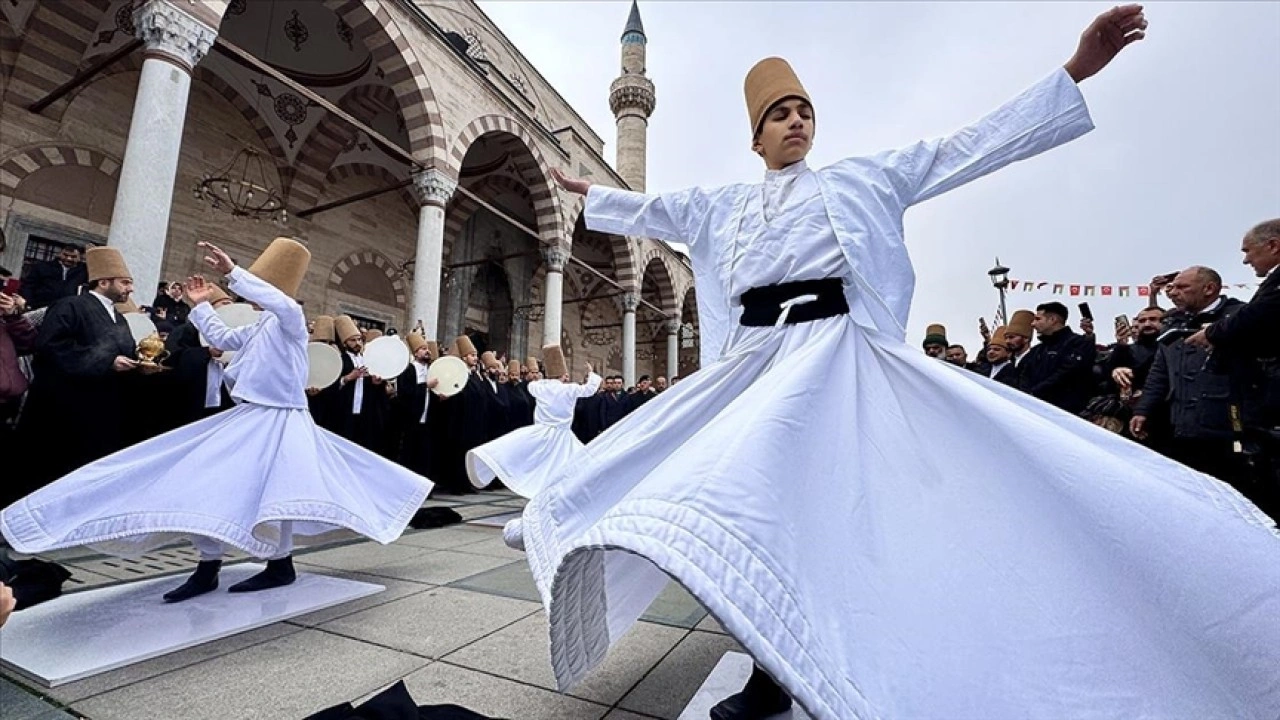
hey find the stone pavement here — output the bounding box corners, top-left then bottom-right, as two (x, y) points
(1, 490), (742, 720)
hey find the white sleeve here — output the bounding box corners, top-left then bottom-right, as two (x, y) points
(190, 302), (254, 351)
(577, 372), (602, 397)
(225, 266), (307, 340)
(584, 185), (710, 246)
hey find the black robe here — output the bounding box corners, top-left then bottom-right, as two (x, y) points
(395, 362), (438, 478)
(439, 372), (490, 494)
(13, 293), (137, 502)
(598, 391), (631, 433)
(572, 394), (602, 443)
(335, 352), (393, 457)
(506, 381), (534, 431)
(161, 321), (233, 430)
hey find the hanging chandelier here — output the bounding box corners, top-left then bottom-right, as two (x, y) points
(193, 147), (287, 224)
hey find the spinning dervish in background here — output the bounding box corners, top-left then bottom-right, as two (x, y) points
(465, 346), (599, 548)
(520, 5), (1280, 720)
(1, 239), (433, 603)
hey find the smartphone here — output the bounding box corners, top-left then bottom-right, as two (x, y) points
(1078, 302), (1094, 322)
(0, 278), (18, 295)
(1114, 314), (1131, 336)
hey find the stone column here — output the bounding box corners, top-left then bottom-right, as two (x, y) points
(666, 317), (680, 379)
(541, 246), (569, 347)
(106, 1), (215, 298)
(409, 168), (456, 341)
(622, 292), (639, 387)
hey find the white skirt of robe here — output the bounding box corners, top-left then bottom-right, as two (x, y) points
(467, 425), (586, 499)
(2, 403), (433, 559)
(521, 314), (1280, 720)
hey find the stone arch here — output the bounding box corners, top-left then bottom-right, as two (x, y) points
(1, 143), (122, 201)
(290, 82), (408, 210)
(639, 251), (678, 314)
(442, 174), (533, 264)
(325, 162), (416, 216)
(448, 115), (563, 246)
(322, 0), (446, 167)
(3, 1), (113, 109)
(329, 249), (407, 307)
(567, 211), (638, 292)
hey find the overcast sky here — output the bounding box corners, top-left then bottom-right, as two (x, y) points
(476, 1), (1280, 351)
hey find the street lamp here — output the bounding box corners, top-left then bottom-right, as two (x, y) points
(988, 258), (1010, 324)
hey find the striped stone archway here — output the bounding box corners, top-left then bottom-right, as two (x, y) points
(329, 248), (407, 308)
(568, 210), (639, 292)
(442, 174), (533, 262)
(447, 115), (564, 247)
(639, 249), (678, 314)
(290, 83), (403, 210)
(0, 143), (121, 197)
(324, 162), (416, 217)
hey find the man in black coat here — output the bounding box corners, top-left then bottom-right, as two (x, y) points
(19, 244), (87, 310)
(1132, 267), (1249, 492)
(1017, 302), (1097, 414)
(333, 316), (393, 457)
(161, 284), (234, 430)
(12, 247), (142, 502)
(1188, 220), (1280, 518)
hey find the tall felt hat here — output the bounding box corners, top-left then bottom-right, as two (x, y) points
(86, 246), (132, 282)
(480, 351), (501, 370)
(426, 340), (439, 361)
(744, 57), (811, 136)
(334, 315), (361, 343)
(247, 237), (310, 298)
(507, 359), (521, 376)
(543, 344), (568, 378)
(207, 284), (230, 305)
(310, 315), (335, 343)
(525, 356), (540, 373)
(1007, 310), (1034, 338)
(923, 323), (948, 348)
(989, 326), (1010, 349)
(115, 298), (140, 314)
(454, 335), (477, 357)
(405, 332), (428, 354)
(363, 328), (383, 342)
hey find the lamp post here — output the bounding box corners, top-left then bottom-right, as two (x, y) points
(988, 258), (1010, 325)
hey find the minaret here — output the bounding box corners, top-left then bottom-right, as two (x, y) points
(609, 0), (655, 192)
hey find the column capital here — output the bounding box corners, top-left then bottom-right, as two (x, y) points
(622, 292), (640, 313)
(665, 317), (682, 335)
(542, 246), (570, 272)
(134, 1), (217, 73)
(411, 168), (457, 209)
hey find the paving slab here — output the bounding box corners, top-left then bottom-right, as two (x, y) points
(677, 651), (811, 720)
(395, 526), (496, 551)
(70, 629), (429, 720)
(618, 631), (744, 720)
(444, 611), (687, 706)
(294, 539), (430, 574)
(286, 570), (435, 628)
(448, 535), (529, 561)
(317, 586), (539, 658)
(449, 558), (540, 603)
(358, 549), (518, 586)
(0, 676), (76, 720)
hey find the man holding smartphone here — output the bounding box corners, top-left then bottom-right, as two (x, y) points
(1018, 301), (1098, 413)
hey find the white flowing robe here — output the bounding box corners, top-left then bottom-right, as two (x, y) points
(520, 68), (1280, 720)
(2, 267), (433, 559)
(467, 373), (602, 498)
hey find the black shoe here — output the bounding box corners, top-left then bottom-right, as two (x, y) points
(227, 556), (297, 593)
(709, 664), (793, 720)
(162, 560), (222, 603)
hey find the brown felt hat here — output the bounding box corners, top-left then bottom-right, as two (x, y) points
(426, 340), (439, 361)
(1007, 310), (1034, 338)
(310, 315), (335, 343)
(543, 344), (567, 378)
(507, 359), (521, 376)
(207, 284), (230, 305)
(334, 315), (361, 343)
(525, 356), (539, 373)
(454, 335), (477, 357)
(923, 323), (948, 348)
(989, 326), (1010, 349)
(247, 237), (309, 298)
(115, 298), (140, 314)
(86, 246), (132, 282)
(362, 328), (383, 342)
(405, 332), (428, 354)
(480, 351), (501, 371)
(744, 57), (811, 136)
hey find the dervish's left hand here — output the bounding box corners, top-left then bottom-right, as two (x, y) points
(1185, 328), (1212, 349)
(197, 241), (236, 275)
(1064, 5), (1147, 83)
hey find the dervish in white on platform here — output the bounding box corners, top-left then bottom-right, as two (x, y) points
(1, 239), (433, 603)
(519, 5), (1280, 720)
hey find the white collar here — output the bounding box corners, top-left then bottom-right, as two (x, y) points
(765, 160), (808, 182)
(89, 290), (116, 317)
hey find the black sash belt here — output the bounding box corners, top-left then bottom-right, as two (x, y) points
(739, 278), (849, 327)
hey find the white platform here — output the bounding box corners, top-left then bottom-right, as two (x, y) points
(0, 563), (383, 688)
(678, 652), (813, 720)
(466, 511), (521, 528)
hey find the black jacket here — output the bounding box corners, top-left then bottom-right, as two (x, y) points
(20, 260), (86, 310)
(1135, 297), (1246, 439)
(1017, 327), (1097, 414)
(1206, 273), (1280, 429)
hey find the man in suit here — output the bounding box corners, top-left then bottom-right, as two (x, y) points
(20, 244), (87, 310)
(983, 327), (1020, 386)
(11, 247), (141, 502)
(1018, 302), (1098, 414)
(1188, 219), (1280, 518)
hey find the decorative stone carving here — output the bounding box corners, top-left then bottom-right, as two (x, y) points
(411, 168), (457, 209)
(134, 1), (216, 72)
(609, 75), (656, 117)
(665, 317), (681, 335)
(622, 292), (640, 313)
(542, 246), (570, 272)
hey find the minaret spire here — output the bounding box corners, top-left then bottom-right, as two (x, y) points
(610, 1), (655, 191)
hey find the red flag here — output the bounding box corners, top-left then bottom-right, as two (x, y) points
(1101, 286), (1113, 296)
(1070, 285), (1081, 296)
(1138, 286), (1150, 297)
